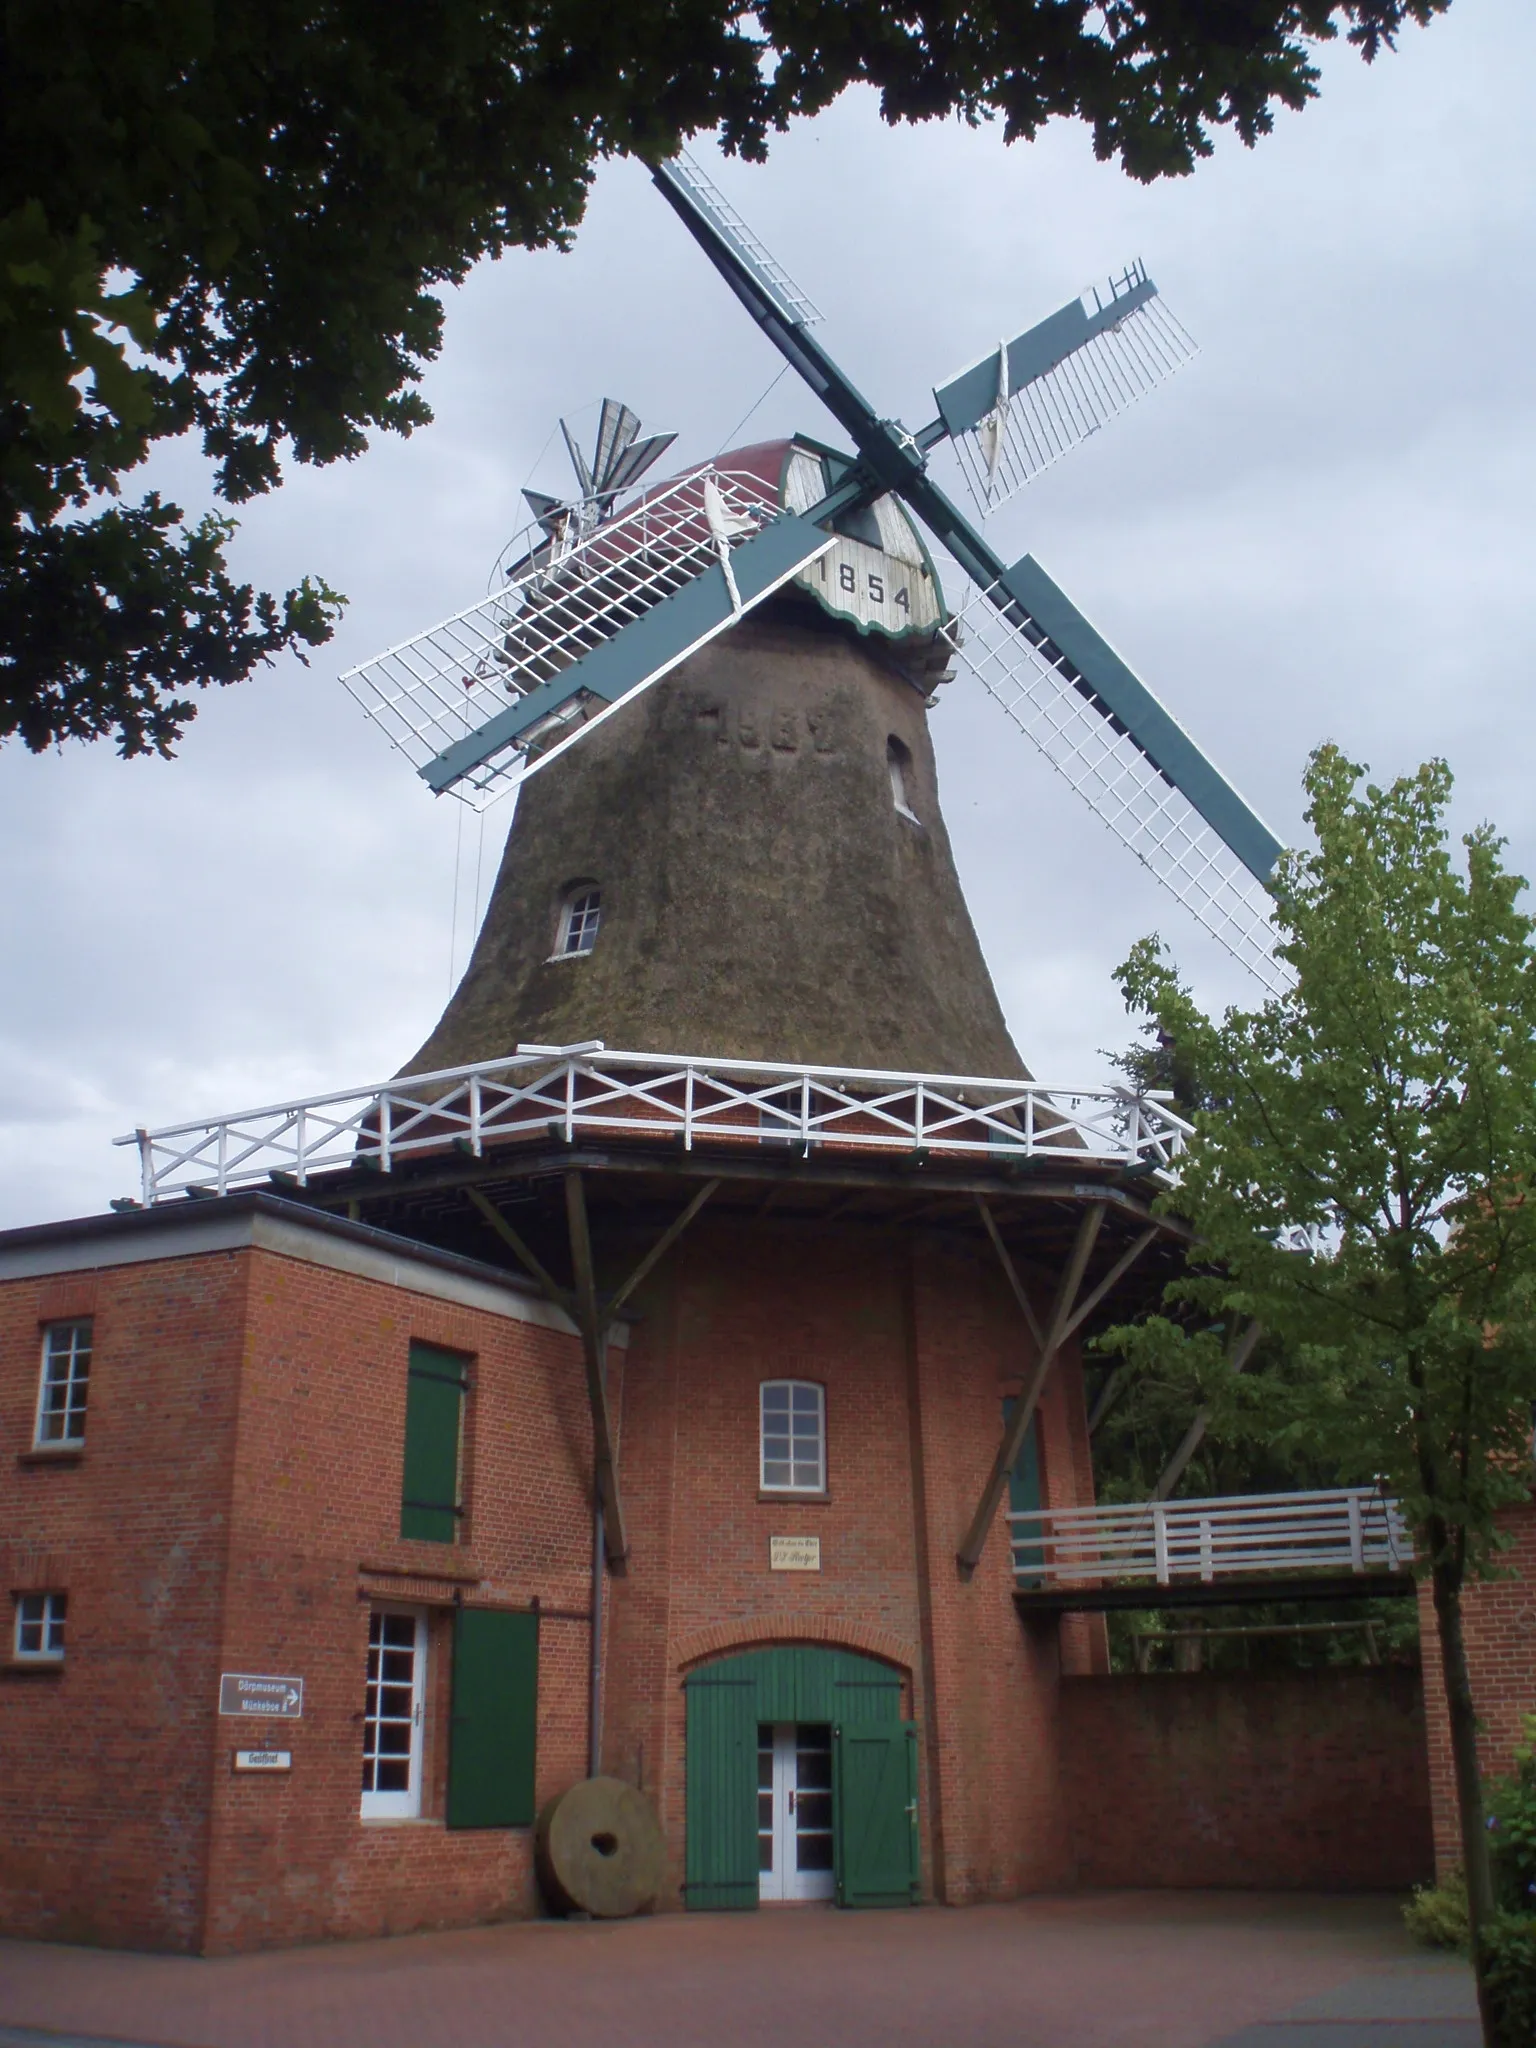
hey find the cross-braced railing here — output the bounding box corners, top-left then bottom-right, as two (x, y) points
(1009, 1486), (1412, 1591)
(115, 1046), (1192, 1205)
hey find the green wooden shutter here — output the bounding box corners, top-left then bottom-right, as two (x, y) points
(400, 1342), (467, 1542)
(1003, 1396), (1044, 1586)
(446, 1606), (538, 1828)
(684, 1671), (758, 1910)
(834, 1721), (920, 1908)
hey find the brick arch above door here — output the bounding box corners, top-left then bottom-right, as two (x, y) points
(673, 1614), (917, 1680)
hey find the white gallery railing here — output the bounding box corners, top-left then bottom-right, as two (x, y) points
(1008, 1487), (1413, 1590)
(115, 1044), (1191, 1205)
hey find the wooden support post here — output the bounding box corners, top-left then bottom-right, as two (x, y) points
(1148, 1318), (1263, 1503)
(465, 1187), (576, 1315)
(604, 1179), (719, 1317)
(973, 1198), (1044, 1350)
(1087, 1365), (1124, 1438)
(564, 1171), (630, 1570)
(957, 1201), (1106, 1575)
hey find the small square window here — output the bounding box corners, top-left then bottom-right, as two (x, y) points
(14, 1592), (67, 1662)
(760, 1380), (825, 1492)
(35, 1320), (91, 1446)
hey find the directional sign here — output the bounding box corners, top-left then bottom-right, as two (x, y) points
(219, 1672), (304, 1720)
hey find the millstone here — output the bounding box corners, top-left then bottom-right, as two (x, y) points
(535, 1776), (665, 1918)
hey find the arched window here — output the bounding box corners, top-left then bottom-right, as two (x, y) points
(887, 736), (919, 823)
(760, 1379), (826, 1493)
(555, 884), (601, 958)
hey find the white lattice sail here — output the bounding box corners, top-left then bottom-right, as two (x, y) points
(945, 574), (1287, 993)
(340, 464), (792, 808)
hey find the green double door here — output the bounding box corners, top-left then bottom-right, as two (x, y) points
(685, 1645), (919, 1910)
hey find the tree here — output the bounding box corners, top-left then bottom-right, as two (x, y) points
(2, 2), (1451, 756)
(1107, 745), (1536, 2041)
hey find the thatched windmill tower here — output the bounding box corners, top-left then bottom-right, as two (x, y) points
(405, 442), (1023, 1082)
(314, 160), (1257, 1912)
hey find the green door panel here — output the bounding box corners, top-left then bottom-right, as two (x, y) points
(684, 1672), (759, 1909)
(834, 1721), (920, 1908)
(401, 1342), (466, 1542)
(684, 1645), (904, 1910)
(447, 1607), (538, 1828)
(1003, 1396), (1044, 1586)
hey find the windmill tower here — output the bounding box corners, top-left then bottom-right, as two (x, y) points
(112, 158), (1277, 1919)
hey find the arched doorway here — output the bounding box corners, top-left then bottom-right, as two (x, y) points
(683, 1644), (918, 1911)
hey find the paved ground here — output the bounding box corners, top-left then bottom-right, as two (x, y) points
(0, 1893), (1477, 2048)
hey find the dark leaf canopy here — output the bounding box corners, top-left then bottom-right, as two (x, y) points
(1, 1), (1451, 754)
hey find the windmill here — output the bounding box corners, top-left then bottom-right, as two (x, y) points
(342, 151), (1283, 992)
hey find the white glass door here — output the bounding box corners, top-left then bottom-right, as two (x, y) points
(361, 1607), (426, 1818)
(757, 1723), (835, 1901)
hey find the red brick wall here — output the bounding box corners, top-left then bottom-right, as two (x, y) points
(1420, 1500), (1536, 1875)
(5, 1205), (1113, 1951)
(1, 1256), (249, 1949)
(200, 1248), (598, 1953)
(2, 1240), (600, 1954)
(1061, 1669), (1434, 1890)
(601, 1221), (1098, 1907)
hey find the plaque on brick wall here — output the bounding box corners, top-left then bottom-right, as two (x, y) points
(770, 1536), (821, 1572)
(219, 1673), (304, 1719)
(234, 1749), (293, 1772)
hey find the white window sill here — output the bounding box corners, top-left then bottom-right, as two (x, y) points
(359, 1815), (441, 1828)
(544, 952), (592, 965)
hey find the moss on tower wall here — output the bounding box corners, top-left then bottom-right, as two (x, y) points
(405, 601), (1026, 1079)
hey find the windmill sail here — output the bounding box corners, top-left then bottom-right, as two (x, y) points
(947, 552), (1285, 990)
(340, 464), (832, 807)
(649, 149), (1286, 990)
(935, 263), (1198, 514)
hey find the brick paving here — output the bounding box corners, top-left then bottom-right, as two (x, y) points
(0, 1893), (1477, 2048)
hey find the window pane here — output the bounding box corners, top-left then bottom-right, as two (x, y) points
(761, 1385), (790, 1418)
(762, 1460), (792, 1489)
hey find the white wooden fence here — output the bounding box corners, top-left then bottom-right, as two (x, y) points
(115, 1045), (1191, 1204)
(1008, 1486), (1412, 1590)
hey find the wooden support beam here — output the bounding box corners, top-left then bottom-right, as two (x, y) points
(1059, 1226), (1160, 1345)
(1087, 1364), (1125, 1437)
(604, 1179), (719, 1317)
(564, 1171), (630, 1569)
(1149, 1319), (1263, 1503)
(974, 1197), (1044, 1350)
(957, 1202), (1106, 1574)
(465, 1187), (575, 1316)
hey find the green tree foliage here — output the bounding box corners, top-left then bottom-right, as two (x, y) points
(1107, 745), (1536, 2039)
(3, 2), (1450, 754)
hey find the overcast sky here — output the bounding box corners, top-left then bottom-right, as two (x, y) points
(3, 0), (1532, 1227)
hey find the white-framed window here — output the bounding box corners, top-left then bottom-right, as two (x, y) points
(35, 1319), (91, 1446)
(760, 1380), (826, 1493)
(887, 736), (920, 823)
(14, 1592), (67, 1663)
(555, 886), (602, 958)
(360, 1607), (427, 1819)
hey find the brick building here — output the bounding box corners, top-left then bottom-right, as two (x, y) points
(0, 447), (1443, 1953)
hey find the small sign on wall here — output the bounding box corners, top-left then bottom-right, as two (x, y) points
(770, 1536), (821, 1572)
(234, 1750), (292, 1773)
(219, 1673), (304, 1719)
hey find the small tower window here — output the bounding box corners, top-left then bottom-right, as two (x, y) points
(555, 886), (602, 958)
(887, 737), (920, 823)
